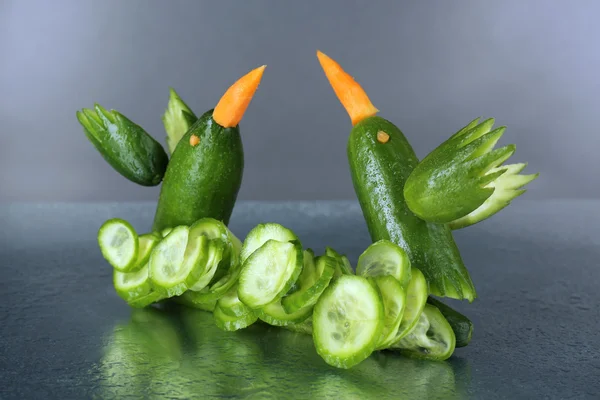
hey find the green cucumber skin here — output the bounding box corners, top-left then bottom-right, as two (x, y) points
(427, 296), (473, 347)
(347, 116), (476, 301)
(77, 108), (168, 186)
(152, 109), (244, 231)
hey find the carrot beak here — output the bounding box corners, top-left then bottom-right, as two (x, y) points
(213, 65), (266, 128)
(316, 50), (378, 126)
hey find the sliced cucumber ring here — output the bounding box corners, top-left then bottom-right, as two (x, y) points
(391, 267), (428, 343)
(181, 234), (211, 287)
(189, 217), (229, 241)
(213, 305), (257, 332)
(285, 249), (316, 297)
(427, 296), (474, 348)
(391, 304), (456, 361)
(130, 233), (161, 272)
(256, 300), (312, 326)
(356, 240), (411, 288)
(127, 291), (164, 309)
(282, 255), (336, 314)
(174, 291), (217, 312)
(239, 223), (298, 263)
(160, 227), (173, 237)
(98, 218), (139, 272)
(313, 275), (384, 369)
(217, 284), (253, 317)
(189, 218), (238, 282)
(238, 239), (303, 309)
(148, 226), (197, 297)
(340, 255), (353, 275)
(187, 239), (226, 292)
(186, 264), (240, 303)
(373, 275), (406, 349)
(113, 262), (152, 302)
(282, 317), (313, 335)
(325, 247), (353, 276)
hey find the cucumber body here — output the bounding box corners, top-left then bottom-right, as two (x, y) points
(153, 110), (244, 231)
(347, 116), (476, 301)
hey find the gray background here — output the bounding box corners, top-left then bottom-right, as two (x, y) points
(0, 0), (594, 202)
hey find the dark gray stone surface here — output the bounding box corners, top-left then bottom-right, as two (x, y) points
(0, 201), (598, 399)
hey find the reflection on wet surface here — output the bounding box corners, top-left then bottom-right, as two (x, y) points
(95, 304), (469, 399)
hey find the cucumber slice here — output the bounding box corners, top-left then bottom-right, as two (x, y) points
(256, 300), (312, 326)
(427, 296), (474, 348)
(160, 227), (172, 237)
(325, 247), (353, 276)
(189, 217), (230, 241)
(213, 305), (257, 332)
(174, 292), (217, 312)
(130, 233), (161, 272)
(282, 317), (313, 335)
(313, 275), (384, 369)
(189, 218), (238, 282)
(187, 239), (226, 291)
(238, 239), (303, 309)
(257, 304), (312, 327)
(356, 240), (411, 288)
(239, 223), (298, 264)
(182, 234), (211, 286)
(340, 256), (353, 275)
(98, 218), (139, 272)
(128, 291), (164, 308)
(186, 263), (240, 303)
(113, 262), (152, 302)
(391, 268), (428, 343)
(373, 275), (406, 349)
(282, 255), (336, 313)
(217, 285), (253, 317)
(391, 304), (456, 361)
(149, 226), (200, 297)
(283, 249), (316, 300)
(285, 249), (316, 297)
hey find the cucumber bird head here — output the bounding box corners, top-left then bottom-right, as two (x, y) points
(151, 65), (266, 232)
(161, 65), (266, 155)
(403, 117), (539, 227)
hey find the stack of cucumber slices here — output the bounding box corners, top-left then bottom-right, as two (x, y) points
(98, 218), (463, 369)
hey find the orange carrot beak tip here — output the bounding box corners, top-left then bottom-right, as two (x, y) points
(213, 65), (267, 128)
(316, 50), (335, 67)
(316, 49), (379, 126)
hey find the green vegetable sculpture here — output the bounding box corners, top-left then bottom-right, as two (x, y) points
(404, 117), (539, 227)
(81, 54), (537, 370)
(318, 51), (478, 302)
(76, 105), (169, 186)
